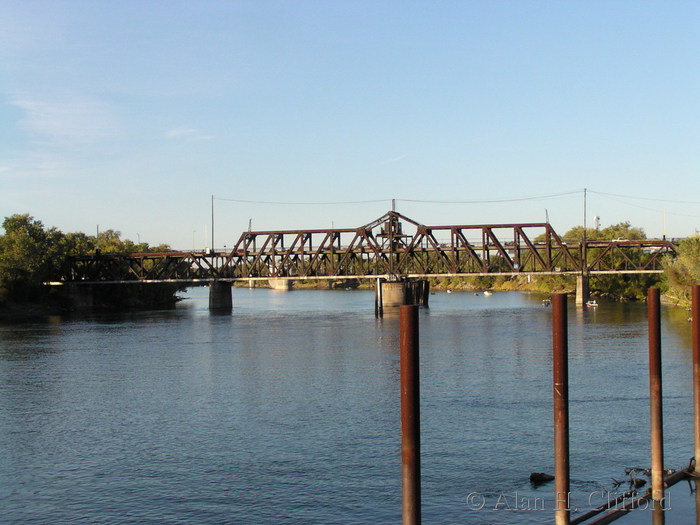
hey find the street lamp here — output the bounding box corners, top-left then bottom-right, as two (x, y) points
(193, 230), (197, 251)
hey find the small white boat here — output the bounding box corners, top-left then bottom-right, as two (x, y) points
(586, 300), (599, 308)
(483, 291), (493, 296)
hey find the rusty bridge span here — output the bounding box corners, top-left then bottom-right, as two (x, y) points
(59, 210), (676, 290)
(55, 212), (678, 310)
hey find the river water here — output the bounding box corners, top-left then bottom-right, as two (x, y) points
(1, 288), (697, 524)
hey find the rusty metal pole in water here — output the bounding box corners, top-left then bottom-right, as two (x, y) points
(693, 285), (700, 467)
(400, 304), (421, 525)
(692, 285), (700, 525)
(648, 287), (665, 503)
(552, 293), (570, 525)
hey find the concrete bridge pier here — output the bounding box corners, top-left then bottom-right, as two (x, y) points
(575, 274), (590, 306)
(209, 281), (232, 311)
(375, 279), (430, 317)
(268, 278), (293, 291)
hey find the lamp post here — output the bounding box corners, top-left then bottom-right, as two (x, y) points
(193, 230), (197, 251)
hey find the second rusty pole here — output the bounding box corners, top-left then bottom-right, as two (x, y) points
(552, 293), (570, 525)
(400, 304), (421, 525)
(692, 284), (700, 525)
(693, 285), (700, 467)
(648, 287), (665, 503)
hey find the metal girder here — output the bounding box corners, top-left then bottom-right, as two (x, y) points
(57, 212), (679, 284)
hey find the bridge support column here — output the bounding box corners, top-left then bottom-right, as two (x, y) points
(376, 279), (430, 317)
(575, 274), (590, 306)
(65, 283), (94, 310)
(209, 281), (232, 311)
(418, 280), (430, 308)
(382, 281), (408, 308)
(268, 278), (293, 291)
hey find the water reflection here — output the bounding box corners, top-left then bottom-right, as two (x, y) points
(0, 289), (698, 524)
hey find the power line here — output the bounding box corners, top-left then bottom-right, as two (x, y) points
(592, 192), (700, 219)
(213, 190), (582, 206)
(212, 189), (700, 209)
(588, 190), (700, 205)
(398, 190), (581, 204)
(213, 197), (388, 205)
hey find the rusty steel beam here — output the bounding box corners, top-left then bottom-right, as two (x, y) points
(57, 212), (680, 284)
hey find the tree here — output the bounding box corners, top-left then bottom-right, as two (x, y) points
(536, 221), (655, 300)
(562, 221), (646, 242)
(0, 213), (174, 308)
(0, 214), (64, 280)
(62, 231), (95, 255)
(662, 235), (700, 305)
(578, 222), (655, 301)
(0, 214), (68, 302)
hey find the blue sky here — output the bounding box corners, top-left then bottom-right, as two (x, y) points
(1, 1), (698, 249)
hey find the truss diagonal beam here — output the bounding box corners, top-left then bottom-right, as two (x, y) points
(57, 212), (679, 284)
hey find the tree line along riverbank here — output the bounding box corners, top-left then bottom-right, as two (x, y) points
(2, 213), (700, 315)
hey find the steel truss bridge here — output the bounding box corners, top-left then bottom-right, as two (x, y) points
(56, 212), (678, 284)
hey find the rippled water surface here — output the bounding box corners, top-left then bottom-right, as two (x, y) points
(1, 288), (697, 524)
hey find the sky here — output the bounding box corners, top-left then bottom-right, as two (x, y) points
(1, 1), (698, 250)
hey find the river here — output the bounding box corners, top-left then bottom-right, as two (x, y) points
(1, 288), (697, 524)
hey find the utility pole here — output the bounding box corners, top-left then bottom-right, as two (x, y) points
(583, 188), (587, 240)
(211, 194), (215, 252)
(662, 209), (667, 240)
(578, 188), (590, 306)
(582, 188), (587, 271)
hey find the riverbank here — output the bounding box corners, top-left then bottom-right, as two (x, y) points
(266, 275), (636, 300)
(1, 274), (687, 320)
(0, 283), (185, 320)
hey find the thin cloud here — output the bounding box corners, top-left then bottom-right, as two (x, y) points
(11, 95), (118, 144)
(165, 126), (213, 141)
(1, 152), (74, 180)
(380, 154), (408, 165)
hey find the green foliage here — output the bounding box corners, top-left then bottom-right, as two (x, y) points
(563, 221), (646, 242)
(0, 214), (66, 301)
(95, 229), (154, 253)
(0, 213), (172, 307)
(526, 274), (573, 293)
(662, 235), (700, 305)
(560, 221), (651, 300)
(591, 273), (661, 301)
(63, 232), (95, 254)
